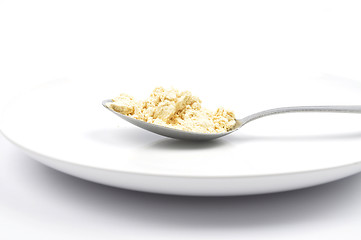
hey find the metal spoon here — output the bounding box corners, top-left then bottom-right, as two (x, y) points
(102, 99), (361, 141)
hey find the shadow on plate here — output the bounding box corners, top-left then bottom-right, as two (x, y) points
(87, 127), (232, 150)
(87, 127), (361, 151)
(227, 131), (361, 143)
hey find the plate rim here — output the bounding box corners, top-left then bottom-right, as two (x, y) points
(2, 127), (361, 179)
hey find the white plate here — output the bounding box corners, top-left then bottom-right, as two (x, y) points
(1, 79), (361, 196)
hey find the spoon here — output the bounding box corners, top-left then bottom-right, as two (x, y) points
(102, 99), (361, 141)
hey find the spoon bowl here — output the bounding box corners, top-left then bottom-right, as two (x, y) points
(102, 99), (242, 140)
(103, 99), (361, 141)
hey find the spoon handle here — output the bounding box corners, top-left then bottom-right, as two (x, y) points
(240, 105), (361, 126)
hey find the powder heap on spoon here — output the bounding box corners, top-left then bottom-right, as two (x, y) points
(106, 87), (236, 133)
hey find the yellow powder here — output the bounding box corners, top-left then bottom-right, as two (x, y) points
(106, 87), (236, 133)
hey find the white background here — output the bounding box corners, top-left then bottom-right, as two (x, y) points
(1, 0), (361, 239)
